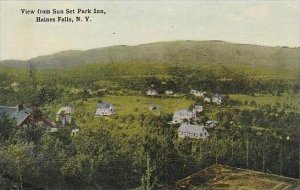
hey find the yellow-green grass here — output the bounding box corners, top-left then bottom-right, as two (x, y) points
(229, 93), (300, 110)
(204, 93), (300, 118)
(69, 95), (194, 117)
(42, 95), (194, 122)
(101, 95), (194, 116)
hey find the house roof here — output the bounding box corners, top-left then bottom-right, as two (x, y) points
(0, 106), (17, 116)
(57, 106), (73, 115)
(72, 128), (79, 132)
(12, 108), (32, 125)
(174, 109), (192, 117)
(191, 90), (205, 94)
(213, 94), (223, 99)
(0, 106), (32, 126)
(175, 109), (189, 114)
(178, 123), (206, 134)
(206, 120), (218, 124)
(97, 102), (112, 109)
(147, 89), (158, 93)
(194, 105), (203, 108)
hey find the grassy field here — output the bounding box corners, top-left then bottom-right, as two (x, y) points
(100, 95), (194, 116)
(229, 93), (300, 109)
(43, 93), (300, 122)
(201, 93), (300, 120)
(44, 95), (195, 119)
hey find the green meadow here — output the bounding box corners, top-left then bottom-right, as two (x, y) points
(229, 93), (300, 110)
(44, 95), (195, 118)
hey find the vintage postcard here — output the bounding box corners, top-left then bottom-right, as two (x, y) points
(0, 1), (299, 189)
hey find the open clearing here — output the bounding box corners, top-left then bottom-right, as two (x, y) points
(43, 95), (194, 119)
(101, 95), (194, 115)
(229, 93), (300, 109)
(176, 165), (299, 190)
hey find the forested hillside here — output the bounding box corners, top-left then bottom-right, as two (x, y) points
(1, 41), (299, 73)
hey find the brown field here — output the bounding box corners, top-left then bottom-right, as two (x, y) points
(176, 165), (299, 190)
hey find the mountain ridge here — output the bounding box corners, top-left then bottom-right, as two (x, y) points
(1, 40), (299, 70)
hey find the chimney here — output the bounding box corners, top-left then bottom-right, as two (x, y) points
(18, 102), (24, 112)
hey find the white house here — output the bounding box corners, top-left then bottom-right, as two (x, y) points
(190, 90), (206, 97)
(193, 105), (203, 113)
(206, 120), (218, 128)
(178, 123), (209, 139)
(165, 90), (174, 95)
(71, 128), (79, 136)
(172, 109), (195, 124)
(95, 102), (115, 116)
(146, 89), (159, 96)
(212, 94), (222, 105)
(56, 106), (73, 126)
(49, 127), (58, 133)
(204, 97), (211, 103)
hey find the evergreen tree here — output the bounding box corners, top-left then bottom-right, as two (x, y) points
(140, 155), (157, 190)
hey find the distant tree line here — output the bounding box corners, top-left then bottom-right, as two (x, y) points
(0, 65), (299, 106)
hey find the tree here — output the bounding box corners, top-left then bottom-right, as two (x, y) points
(0, 116), (16, 143)
(29, 62), (37, 89)
(0, 143), (40, 188)
(140, 154), (157, 190)
(81, 89), (90, 101)
(36, 87), (59, 106)
(18, 123), (44, 144)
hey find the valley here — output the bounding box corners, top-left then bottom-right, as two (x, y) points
(0, 41), (299, 189)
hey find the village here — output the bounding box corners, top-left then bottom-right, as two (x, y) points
(0, 86), (223, 141)
(1, 75), (299, 190)
(0, 64), (299, 190)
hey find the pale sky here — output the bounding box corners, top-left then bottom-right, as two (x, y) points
(0, 0), (299, 60)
